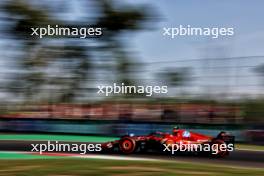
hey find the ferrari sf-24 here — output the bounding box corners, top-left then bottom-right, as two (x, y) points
(102, 127), (235, 157)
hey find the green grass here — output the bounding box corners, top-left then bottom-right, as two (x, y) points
(236, 144), (264, 151)
(0, 152), (61, 159)
(0, 134), (118, 143)
(0, 159), (263, 176)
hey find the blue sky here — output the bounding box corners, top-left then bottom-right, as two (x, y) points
(117, 0), (264, 97)
(123, 0), (264, 60)
(1, 0), (264, 99)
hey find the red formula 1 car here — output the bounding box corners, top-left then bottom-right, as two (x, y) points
(102, 127), (235, 157)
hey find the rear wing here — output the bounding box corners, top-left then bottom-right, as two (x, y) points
(217, 132), (235, 145)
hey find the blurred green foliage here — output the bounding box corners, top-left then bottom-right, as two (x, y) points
(2, 0), (152, 103)
(0, 159), (263, 176)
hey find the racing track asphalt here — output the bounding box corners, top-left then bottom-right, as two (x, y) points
(0, 140), (263, 168)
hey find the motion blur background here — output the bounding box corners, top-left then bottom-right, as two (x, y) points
(0, 0), (263, 144)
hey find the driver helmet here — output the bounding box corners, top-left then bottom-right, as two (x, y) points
(172, 126), (179, 135)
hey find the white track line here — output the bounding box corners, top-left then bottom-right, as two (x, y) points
(236, 148), (264, 152)
(73, 154), (159, 161)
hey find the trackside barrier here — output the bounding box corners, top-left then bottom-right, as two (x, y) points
(0, 118), (263, 142)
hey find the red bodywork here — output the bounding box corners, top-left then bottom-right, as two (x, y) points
(102, 129), (234, 157)
(149, 130), (213, 144)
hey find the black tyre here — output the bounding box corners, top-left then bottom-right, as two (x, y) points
(210, 139), (229, 158)
(119, 137), (137, 154)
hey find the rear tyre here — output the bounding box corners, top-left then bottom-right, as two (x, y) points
(119, 137), (137, 154)
(210, 139), (229, 158)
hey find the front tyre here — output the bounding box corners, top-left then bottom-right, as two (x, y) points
(119, 137), (137, 154)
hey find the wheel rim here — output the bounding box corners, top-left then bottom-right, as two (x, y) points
(212, 143), (220, 154)
(212, 141), (227, 157)
(122, 140), (133, 150)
